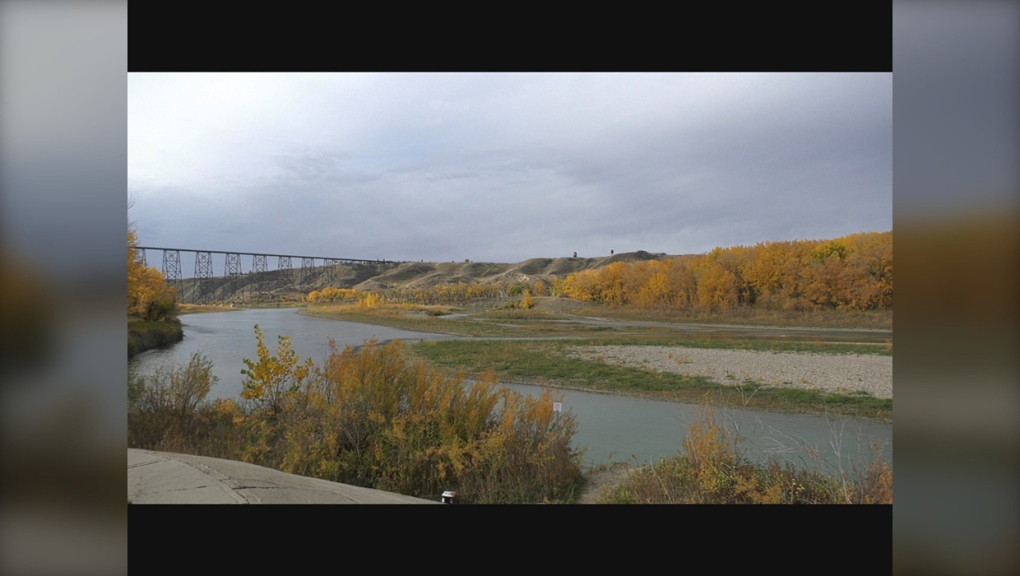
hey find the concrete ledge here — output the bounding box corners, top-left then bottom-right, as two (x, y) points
(128, 449), (437, 504)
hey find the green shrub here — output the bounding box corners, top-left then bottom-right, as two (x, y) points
(144, 298), (176, 322)
(507, 280), (531, 296)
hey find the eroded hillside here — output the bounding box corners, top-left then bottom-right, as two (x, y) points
(176, 251), (671, 304)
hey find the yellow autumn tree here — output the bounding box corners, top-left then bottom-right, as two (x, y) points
(240, 324), (314, 414)
(697, 262), (739, 311)
(128, 225), (176, 320)
(633, 269), (671, 309)
(357, 291), (385, 309)
(520, 290), (534, 309)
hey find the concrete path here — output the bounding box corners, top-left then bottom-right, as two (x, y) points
(128, 449), (437, 504)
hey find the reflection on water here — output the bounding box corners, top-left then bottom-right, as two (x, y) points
(501, 381), (891, 472)
(129, 308), (891, 472)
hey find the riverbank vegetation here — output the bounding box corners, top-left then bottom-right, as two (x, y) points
(408, 339), (892, 420)
(127, 317), (184, 358)
(128, 224), (182, 357)
(127, 335), (890, 503)
(299, 294), (892, 419)
(302, 298), (892, 339)
(597, 407), (892, 504)
(128, 328), (584, 504)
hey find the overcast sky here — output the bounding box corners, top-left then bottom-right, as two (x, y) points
(128, 73), (891, 268)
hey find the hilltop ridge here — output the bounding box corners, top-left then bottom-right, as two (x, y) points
(361, 250), (668, 290)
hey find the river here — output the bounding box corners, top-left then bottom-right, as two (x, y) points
(128, 308), (892, 471)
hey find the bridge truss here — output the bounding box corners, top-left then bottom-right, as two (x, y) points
(132, 247), (398, 304)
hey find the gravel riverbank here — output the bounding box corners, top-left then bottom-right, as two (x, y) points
(566, 345), (892, 400)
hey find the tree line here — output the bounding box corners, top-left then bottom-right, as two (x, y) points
(304, 232), (891, 313)
(557, 232), (892, 312)
(307, 279), (550, 307)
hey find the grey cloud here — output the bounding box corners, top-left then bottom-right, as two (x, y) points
(129, 73), (891, 264)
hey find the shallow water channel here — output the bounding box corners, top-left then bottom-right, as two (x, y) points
(129, 308), (891, 472)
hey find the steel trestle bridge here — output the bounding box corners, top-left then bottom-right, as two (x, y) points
(133, 246), (399, 304)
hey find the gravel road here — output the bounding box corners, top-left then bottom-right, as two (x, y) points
(566, 345), (892, 399)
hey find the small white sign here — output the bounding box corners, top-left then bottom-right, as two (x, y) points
(553, 402), (562, 413)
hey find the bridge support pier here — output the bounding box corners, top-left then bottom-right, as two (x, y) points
(252, 254), (268, 302)
(301, 257), (315, 287)
(162, 250), (183, 303)
(194, 251), (214, 304)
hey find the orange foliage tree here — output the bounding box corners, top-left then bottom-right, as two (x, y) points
(696, 261), (739, 311)
(556, 232), (892, 312)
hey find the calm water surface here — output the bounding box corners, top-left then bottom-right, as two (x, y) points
(129, 308), (466, 400)
(129, 308), (892, 470)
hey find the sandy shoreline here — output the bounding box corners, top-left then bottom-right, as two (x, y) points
(566, 345), (893, 400)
